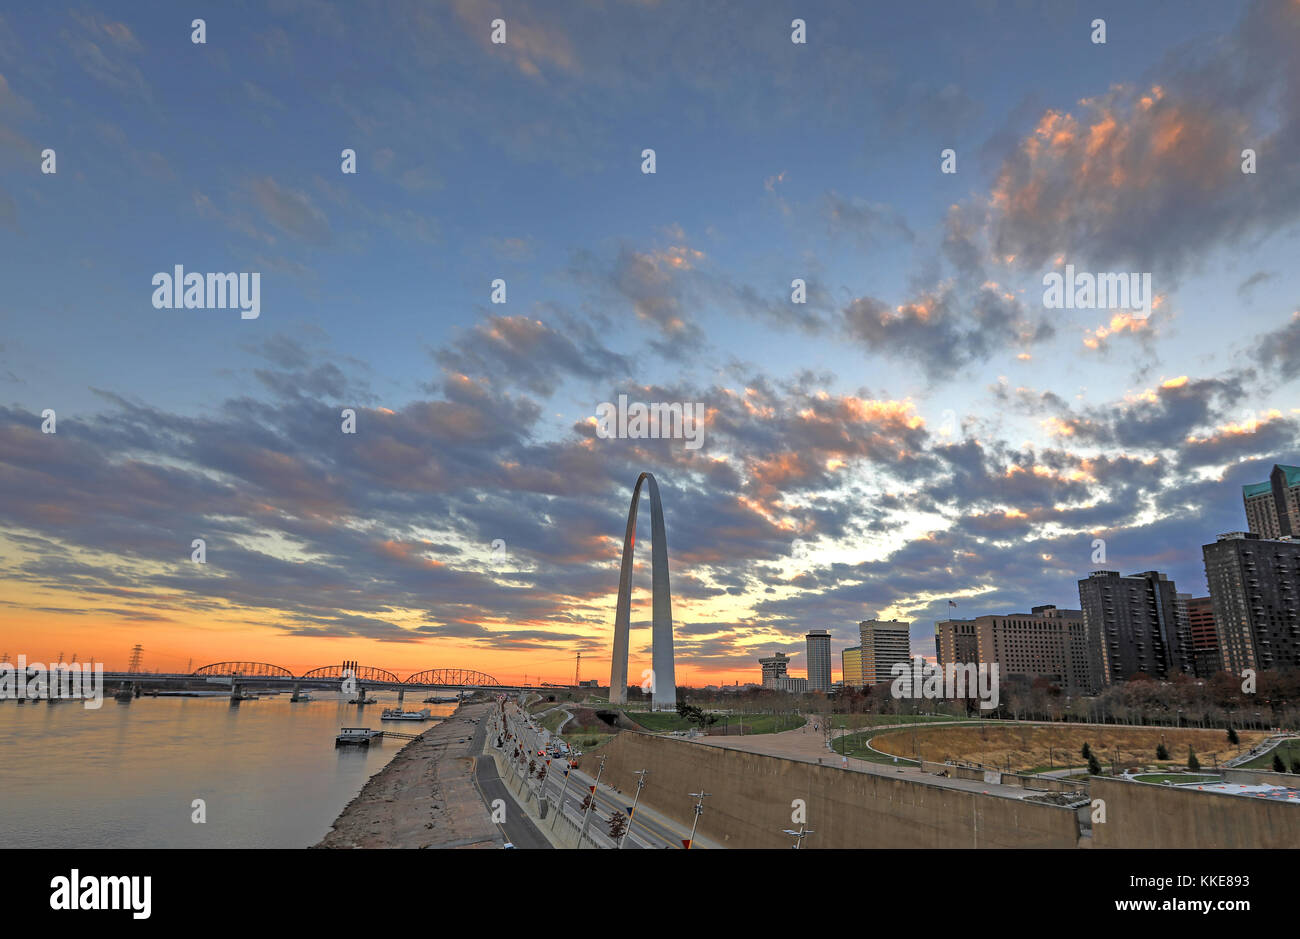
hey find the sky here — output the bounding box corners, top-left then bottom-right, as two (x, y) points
(1, 0), (1299, 685)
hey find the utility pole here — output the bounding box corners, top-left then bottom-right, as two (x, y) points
(579, 754), (606, 848)
(685, 789), (710, 849)
(619, 769), (648, 849)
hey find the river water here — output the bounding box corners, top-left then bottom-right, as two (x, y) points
(0, 690), (458, 848)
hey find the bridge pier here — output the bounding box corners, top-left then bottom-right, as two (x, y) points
(132, 682), (141, 698)
(290, 681), (302, 702)
(356, 684), (366, 705)
(397, 688), (405, 708)
(231, 681), (242, 702)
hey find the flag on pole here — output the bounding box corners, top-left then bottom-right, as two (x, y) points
(682, 839), (692, 849)
(626, 806), (634, 816)
(589, 785), (596, 792)
(948, 599), (957, 608)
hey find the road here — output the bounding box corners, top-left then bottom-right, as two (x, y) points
(473, 755), (552, 849)
(494, 701), (690, 848)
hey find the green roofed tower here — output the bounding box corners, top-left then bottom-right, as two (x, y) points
(1242, 464), (1300, 539)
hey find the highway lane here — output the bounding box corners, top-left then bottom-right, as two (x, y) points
(473, 754), (552, 849)
(495, 702), (690, 849)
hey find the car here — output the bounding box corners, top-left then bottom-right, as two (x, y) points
(502, 842), (515, 849)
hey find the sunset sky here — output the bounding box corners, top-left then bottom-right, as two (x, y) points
(2, 0), (1299, 685)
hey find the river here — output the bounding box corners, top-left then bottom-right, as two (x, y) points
(0, 690), (458, 848)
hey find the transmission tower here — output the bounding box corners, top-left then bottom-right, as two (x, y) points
(575, 651), (581, 687)
(126, 644), (144, 673)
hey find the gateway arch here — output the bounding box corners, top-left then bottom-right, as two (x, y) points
(609, 472), (677, 710)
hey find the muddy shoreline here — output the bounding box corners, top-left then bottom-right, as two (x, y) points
(313, 701), (498, 849)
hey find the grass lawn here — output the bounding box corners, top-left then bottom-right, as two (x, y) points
(864, 723), (1269, 774)
(622, 710), (695, 732)
(540, 709), (569, 734)
(831, 731), (921, 765)
(1238, 737), (1300, 770)
(1132, 773), (1221, 784)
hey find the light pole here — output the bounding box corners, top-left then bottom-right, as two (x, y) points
(782, 826), (814, 849)
(551, 763), (574, 831)
(685, 789), (710, 849)
(619, 769), (648, 849)
(578, 754), (606, 848)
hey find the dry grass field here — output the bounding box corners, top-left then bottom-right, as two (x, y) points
(867, 722), (1271, 773)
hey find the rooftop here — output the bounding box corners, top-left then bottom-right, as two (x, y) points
(1242, 463), (1300, 497)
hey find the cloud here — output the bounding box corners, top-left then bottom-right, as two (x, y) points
(247, 177), (333, 245)
(988, 1), (1300, 276)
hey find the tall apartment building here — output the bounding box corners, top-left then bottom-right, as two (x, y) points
(1242, 464), (1300, 539)
(1176, 593), (1222, 677)
(759, 651), (791, 686)
(805, 629), (832, 692)
(841, 646), (863, 688)
(1203, 532), (1300, 675)
(858, 619), (911, 685)
(1077, 570), (1189, 685)
(934, 618), (978, 668)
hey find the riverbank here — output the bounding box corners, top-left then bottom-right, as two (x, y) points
(314, 701), (499, 849)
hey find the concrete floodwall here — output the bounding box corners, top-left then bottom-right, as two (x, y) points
(595, 732), (1080, 849)
(1090, 776), (1300, 848)
(1222, 767), (1295, 787)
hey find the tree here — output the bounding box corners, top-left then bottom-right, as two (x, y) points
(1156, 743), (1170, 761)
(1187, 747), (1200, 772)
(1086, 752), (1103, 776)
(1273, 752), (1286, 773)
(607, 810), (628, 841)
(1227, 725), (1239, 745)
(579, 793), (593, 813)
(1081, 742), (1092, 760)
(1290, 758), (1300, 775)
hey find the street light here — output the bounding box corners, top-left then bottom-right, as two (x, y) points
(782, 826), (815, 849)
(578, 754), (607, 848)
(619, 769), (648, 849)
(685, 789), (711, 849)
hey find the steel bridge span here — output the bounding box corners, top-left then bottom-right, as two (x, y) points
(100, 662), (532, 691)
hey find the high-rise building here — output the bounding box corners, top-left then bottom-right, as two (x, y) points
(770, 676), (808, 694)
(935, 618), (978, 668)
(1176, 593), (1222, 677)
(969, 605), (1092, 692)
(1203, 532), (1300, 675)
(759, 652), (791, 686)
(1078, 570), (1189, 685)
(805, 629), (832, 692)
(858, 620), (911, 685)
(841, 645), (863, 688)
(1242, 464), (1300, 539)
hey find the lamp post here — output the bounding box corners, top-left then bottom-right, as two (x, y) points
(619, 769), (648, 849)
(782, 826), (815, 849)
(578, 754), (606, 848)
(551, 763), (574, 831)
(685, 789), (710, 849)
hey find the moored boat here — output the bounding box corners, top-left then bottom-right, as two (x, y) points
(380, 707), (431, 721)
(335, 727), (382, 746)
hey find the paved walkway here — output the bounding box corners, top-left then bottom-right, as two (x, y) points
(690, 723), (1041, 800)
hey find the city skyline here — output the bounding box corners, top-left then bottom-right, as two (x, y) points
(3, 1), (1300, 685)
